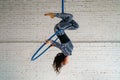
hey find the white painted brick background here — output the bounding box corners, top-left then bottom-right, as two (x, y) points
(0, 0), (120, 80)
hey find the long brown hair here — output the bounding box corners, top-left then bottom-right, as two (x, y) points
(53, 53), (67, 73)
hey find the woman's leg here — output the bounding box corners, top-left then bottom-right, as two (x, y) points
(66, 20), (79, 30)
(58, 20), (79, 30)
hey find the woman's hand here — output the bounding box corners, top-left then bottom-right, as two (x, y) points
(45, 40), (55, 47)
(44, 13), (55, 19)
(45, 40), (52, 44)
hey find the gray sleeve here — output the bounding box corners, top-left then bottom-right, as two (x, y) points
(55, 13), (73, 23)
(51, 40), (62, 49)
(51, 40), (73, 56)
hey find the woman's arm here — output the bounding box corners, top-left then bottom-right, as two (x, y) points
(51, 40), (62, 49)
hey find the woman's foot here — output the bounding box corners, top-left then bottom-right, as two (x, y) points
(44, 13), (55, 18)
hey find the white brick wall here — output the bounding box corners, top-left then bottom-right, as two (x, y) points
(0, 43), (120, 80)
(0, 0), (120, 80)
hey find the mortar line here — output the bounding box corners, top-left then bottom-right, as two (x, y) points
(0, 41), (120, 43)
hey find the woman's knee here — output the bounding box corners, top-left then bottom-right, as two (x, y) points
(72, 20), (79, 28)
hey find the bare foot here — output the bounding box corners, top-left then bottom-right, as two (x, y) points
(44, 13), (55, 18)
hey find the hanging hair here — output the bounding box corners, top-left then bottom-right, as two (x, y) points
(53, 53), (67, 73)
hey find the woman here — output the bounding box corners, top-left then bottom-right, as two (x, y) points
(45, 13), (79, 73)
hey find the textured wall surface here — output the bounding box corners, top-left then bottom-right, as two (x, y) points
(0, 0), (120, 80)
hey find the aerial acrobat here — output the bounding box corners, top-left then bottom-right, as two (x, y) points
(31, 0), (79, 73)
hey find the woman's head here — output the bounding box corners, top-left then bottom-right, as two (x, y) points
(53, 53), (69, 73)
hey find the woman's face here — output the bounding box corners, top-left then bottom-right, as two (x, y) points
(62, 56), (69, 65)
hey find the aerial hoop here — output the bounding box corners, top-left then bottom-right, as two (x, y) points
(31, 30), (60, 61)
(31, 0), (65, 61)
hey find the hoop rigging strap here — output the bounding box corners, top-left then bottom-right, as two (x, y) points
(62, 0), (64, 13)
